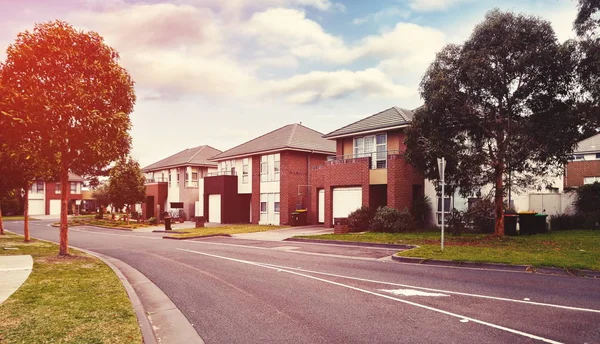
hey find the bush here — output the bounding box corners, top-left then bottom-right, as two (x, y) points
(550, 212), (600, 230)
(447, 209), (466, 235)
(575, 182), (600, 214)
(464, 198), (495, 234)
(347, 206), (374, 232)
(412, 196), (433, 225)
(148, 217), (158, 225)
(370, 206), (415, 233)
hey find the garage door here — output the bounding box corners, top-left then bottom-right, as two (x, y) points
(318, 190), (325, 223)
(49, 200), (61, 215)
(208, 194), (221, 224)
(332, 187), (362, 224)
(29, 200), (45, 215)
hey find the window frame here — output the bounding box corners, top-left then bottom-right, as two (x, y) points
(260, 194), (267, 213)
(70, 182), (77, 194)
(242, 158), (249, 184)
(274, 193), (280, 213)
(55, 183), (61, 194)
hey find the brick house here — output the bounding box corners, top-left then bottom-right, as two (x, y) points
(203, 123), (335, 225)
(141, 145), (221, 220)
(565, 133), (600, 188)
(310, 107), (425, 228)
(27, 172), (84, 215)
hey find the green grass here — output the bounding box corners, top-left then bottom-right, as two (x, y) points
(167, 224), (288, 238)
(297, 230), (600, 271)
(53, 217), (150, 230)
(0, 233), (141, 343)
(2, 216), (38, 221)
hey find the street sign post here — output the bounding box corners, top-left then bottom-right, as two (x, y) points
(437, 157), (446, 252)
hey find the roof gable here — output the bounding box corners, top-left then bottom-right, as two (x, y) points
(574, 133), (600, 154)
(142, 145), (221, 171)
(323, 107), (414, 138)
(211, 124), (336, 160)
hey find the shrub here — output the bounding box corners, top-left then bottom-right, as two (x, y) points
(370, 206), (415, 233)
(550, 212), (600, 230)
(94, 213), (103, 220)
(347, 206), (374, 232)
(412, 196), (433, 225)
(575, 182), (600, 214)
(447, 209), (466, 235)
(464, 198), (495, 234)
(148, 217), (158, 225)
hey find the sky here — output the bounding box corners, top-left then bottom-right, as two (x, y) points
(0, 0), (580, 167)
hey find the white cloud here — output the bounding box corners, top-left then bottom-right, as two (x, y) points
(409, 0), (470, 12)
(265, 68), (415, 104)
(352, 7), (410, 25)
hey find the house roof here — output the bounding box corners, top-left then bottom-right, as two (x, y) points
(142, 145), (222, 172)
(68, 172), (84, 182)
(323, 106), (415, 139)
(574, 133), (600, 154)
(210, 123), (336, 161)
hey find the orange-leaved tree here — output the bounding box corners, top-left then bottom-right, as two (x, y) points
(1, 21), (136, 255)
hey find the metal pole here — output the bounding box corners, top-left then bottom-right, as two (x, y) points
(441, 164), (445, 252)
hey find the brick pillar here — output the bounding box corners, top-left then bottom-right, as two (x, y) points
(324, 186), (333, 228)
(251, 155), (260, 224)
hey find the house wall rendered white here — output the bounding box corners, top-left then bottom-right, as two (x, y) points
(218, 158), (252, 194)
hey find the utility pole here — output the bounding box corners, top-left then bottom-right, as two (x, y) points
(437, 157), (446, 252)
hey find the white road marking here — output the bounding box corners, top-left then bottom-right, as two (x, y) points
(247, 261), (600, 314)
(177, 248), (563, 344)
(380, 289), (448, 297)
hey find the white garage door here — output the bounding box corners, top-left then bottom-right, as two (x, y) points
(318, 189), (325, 223)
(208, 194), (221, 224)
(49, 200), (61, 215)
(29, 200), (45, 215)
(332, 187), (362, 224)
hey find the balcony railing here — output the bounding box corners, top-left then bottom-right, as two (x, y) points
(205, 171), (238, 177)
(326, 150), (402, 169)
(145, 177), (168, 183)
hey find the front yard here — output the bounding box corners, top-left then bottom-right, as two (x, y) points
(0, 233), (141, 343)
(298, 230), (600, 271)
(167, 224), (288, 238)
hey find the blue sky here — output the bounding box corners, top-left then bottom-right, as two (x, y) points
(0, 0), (579, 166)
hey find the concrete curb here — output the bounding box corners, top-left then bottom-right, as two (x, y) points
(284, 237), (416, 250)
(152, 230), (191, 233)
(391, 255), (600, 278)
(163, 234), (232, 240)
(76, 248), (205, 344)
(7, 230), (205, 344)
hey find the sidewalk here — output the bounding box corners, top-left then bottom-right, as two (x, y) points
(134, 221), (223, 233)
(0, 255), (33, 304)
(232, 225), (333, 241)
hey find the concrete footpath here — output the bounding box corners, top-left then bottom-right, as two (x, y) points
(0, 255), (33, 304)
(232, 225), (333, 241)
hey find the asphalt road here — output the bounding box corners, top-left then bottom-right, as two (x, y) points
(5, 220), (600, 344)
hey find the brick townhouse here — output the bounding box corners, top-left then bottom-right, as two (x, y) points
(141, 145), (221, 220)
(27, 172), (84, 215)
(309, 107), (425, 228)
(202, 123), (335, 225)
(565, 132), (600, 188)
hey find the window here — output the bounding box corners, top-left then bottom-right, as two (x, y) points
(260, 194), (267, 213)
(35, 181), (44, 194)
(242, 158), (249, 184)
(192, 172), (198, 181)
(168, 172), (172, 187)
(70, 182), (77, 194)
(437, 196), (452, 225)
(584, 176), (600, 185)
(274, 155), (280, 181)
(274, 193), (280, 213)
(260, 156), (268, 182)
(573, 154), (584, 160)
(596, 153), (600, 160)
(177, 171), (180, 184)
(185, 172), (189, 182)
(354, 134), (387, 168)
(55, 183), (61, 194)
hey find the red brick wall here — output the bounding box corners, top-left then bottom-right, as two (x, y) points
(45, 182), (83, 215)
(387, 154), (424, 211)
(308, 158), (371, 228)
(565, 160), (600, 188)
(142, 183), (168, 220)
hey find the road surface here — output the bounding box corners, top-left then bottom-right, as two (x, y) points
(5, 220), (600, 344)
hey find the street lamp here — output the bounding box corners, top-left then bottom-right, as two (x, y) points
(437, 157), (446, 252)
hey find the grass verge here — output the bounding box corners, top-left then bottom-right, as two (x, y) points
(1, 216), (38, 221)
(167, 224), (288, 238)
(297, 230), (600, 271)
(0, 233), (142, 343)
(53, 217), (150, 230)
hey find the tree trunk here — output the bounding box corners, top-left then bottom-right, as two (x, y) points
(494, 163), (505, 236)
(126, 205), (130, 225)
(0, 201), (4, 235)
(59, 165), (70, 256)
(23, 182), (30, 242)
